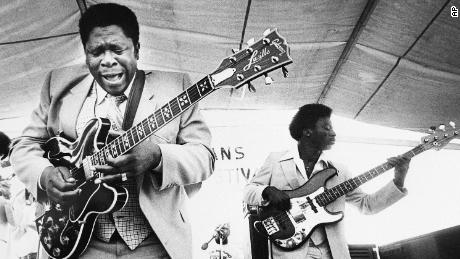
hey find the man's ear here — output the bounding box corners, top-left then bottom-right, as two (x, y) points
(135, 42), (140, 60)
(302, 129), (312, 137)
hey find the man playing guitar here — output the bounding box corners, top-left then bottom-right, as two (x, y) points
(243, 103), (410, 259)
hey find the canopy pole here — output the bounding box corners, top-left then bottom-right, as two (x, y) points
(238, 0), (252, 51)
(317, 0), (379, 104)
(230, 0), (252, 99)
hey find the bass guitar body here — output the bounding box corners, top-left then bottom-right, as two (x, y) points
(36, 118), (128, 259)
(253, 168), (343, 250)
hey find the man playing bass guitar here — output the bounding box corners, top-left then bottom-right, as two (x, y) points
(243, 103), (410, 259)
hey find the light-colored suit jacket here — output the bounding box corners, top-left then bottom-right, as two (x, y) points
(243, 150), (406, 259)
(10, 64), (215, 259)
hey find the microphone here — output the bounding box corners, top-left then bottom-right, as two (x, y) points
(201, 223), (230, 250)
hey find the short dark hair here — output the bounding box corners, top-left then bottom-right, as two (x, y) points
(78, 3), (139, 47)
(289, 104), (332, 141)
(0, 131), (11, 159)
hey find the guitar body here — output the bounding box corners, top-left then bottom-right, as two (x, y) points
(36, 118), (128, 259)
(253, 168), (343, 250)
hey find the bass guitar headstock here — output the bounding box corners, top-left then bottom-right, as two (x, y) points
(420, 122), (458, 151)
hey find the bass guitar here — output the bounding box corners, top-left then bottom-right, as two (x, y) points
(36, 29), (293, 259)
(252, 123), (458, 250)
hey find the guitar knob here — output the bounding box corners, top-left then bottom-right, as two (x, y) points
(247, 82), (256, 93)
(271, 56), (279, 63)
(263, 28), (271, 36)
(286, 238), (295, 248)
(52, 248), (61, 257)
(439, 124), (446, 131)
(263, 38), (271, 45)
(264, 75), (274, 85)
(282, 66), (289, 78)
(247, 38), (255, 46)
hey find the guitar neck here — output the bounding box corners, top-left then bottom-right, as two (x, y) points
(88, 75), (215, 166)
(316, 144), (427, 207)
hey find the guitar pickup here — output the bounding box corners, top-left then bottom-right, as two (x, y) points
(262, 216), (280, 235)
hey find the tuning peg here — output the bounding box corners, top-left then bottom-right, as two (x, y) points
(449, 121), (456, 128)
(247, 38), (255, 46)
(439, 124), (446, 131)
(247, 82), (256, 92)
(232, 48), (239, 54)
(264, 74), (274, 85)
(282, 66), (288, 78)
(428, 126), (436, 133)
(263, 28), (271, 36)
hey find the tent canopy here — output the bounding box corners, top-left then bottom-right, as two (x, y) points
(1, 0), (459, 133)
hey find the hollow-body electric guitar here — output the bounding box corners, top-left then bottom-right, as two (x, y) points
(252, 124), (458, 250)
(36, 29), (292, 259)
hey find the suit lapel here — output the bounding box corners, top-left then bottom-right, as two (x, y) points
(60, 74), (94, 139)
(280, 158), (301, 189)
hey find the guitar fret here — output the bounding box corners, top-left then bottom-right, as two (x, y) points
(131, 127), (140, 143)
(137, 123), (146, 140)
(154, 110), (165, 127)
(99, 152), (105, 165)
(147, 114), (157, 132)
(196, 78), (213, 97)
(187, 85), (200, 103)
(111, 142), (118, 157)
(122, 134), (130, 150)
(141, 119), (150, 136)
(90, 156), (96, 166)
(117, 138), (126, 154)
(161, 104), (173, 122)
(169, 98), (181, 117)
(178, 91), (191, 110)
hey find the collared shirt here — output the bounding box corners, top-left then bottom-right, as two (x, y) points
(93, 75), (134, 119)
(286, 145), (330, 180)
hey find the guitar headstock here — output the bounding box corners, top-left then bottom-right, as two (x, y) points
(210, 28), (292, 89)
(420, 122), (459, 151)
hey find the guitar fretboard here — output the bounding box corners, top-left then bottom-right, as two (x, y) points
(88, 76), (214, 167)
(315, 144), (426, 207)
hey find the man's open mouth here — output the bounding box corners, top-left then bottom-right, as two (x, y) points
(102, 73), (123, 82)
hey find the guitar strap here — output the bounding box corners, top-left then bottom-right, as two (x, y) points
(122, 70), (145, 130)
